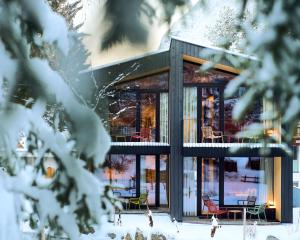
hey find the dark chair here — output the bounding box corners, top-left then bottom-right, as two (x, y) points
(237, 196), (256, 206)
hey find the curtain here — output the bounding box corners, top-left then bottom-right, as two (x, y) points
(160, 93), (168, 143)
(258, 157), (274, 204)
(183, 157), (197, 216)
(183, 87), (197, 143)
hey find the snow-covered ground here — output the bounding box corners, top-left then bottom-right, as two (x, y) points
(79, 208), (300, 240)
(21, 208), (300, 239)
(81, 209), (300, 240)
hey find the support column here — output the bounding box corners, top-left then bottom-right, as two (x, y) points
(281, 155), (293, 223)
(169, 39), (184, 221)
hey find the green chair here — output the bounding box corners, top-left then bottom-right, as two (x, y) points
(246, 203), (267, 221)
(128, 193), (149, 209)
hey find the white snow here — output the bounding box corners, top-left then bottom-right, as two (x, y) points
(77, 209), (300, 240)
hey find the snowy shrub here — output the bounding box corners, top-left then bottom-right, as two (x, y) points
(0, 0), (112, 239)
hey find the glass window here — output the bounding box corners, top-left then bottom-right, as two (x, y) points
(294, 159), (299, 173)
(160, 155), (169, 206)
(183, 87), (197, 143)
(183, 61), (235, 84)
(109, 92), (136, 141)
(224, 157), (274, 205)
(140, 93), (156, 142)
(160, 93), (168, 143)
(224, 88), (262, 138)
(183, 157), (197, 216)
(141, 155), (156, 205)
(102, 155), (137, 197)
(115, 72), (169, 90)
(201, 88), (220, 131)
(201, 158), (219, 212)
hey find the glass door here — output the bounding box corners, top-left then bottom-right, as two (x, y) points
(201, 158), (220, 213)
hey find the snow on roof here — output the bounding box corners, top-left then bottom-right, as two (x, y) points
(170, 36), (258, 61)
(81, 37), (258, 74)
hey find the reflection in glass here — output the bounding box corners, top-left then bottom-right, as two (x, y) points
(183, 157), (197, 216)
(224, 88), (261, 138)
(115, 72), (169, 90)
(201, 158), (219, 212)
(140, 93), (156, 141)
(183, 87), (197, 143)
(102, 155), (136, 197)
(109, 92), (136, 141)
(160, 93), (168, 143)
(201, 88), (220, 130)
(141, 155), (156, 205)
(183, 61), (235, 84)
(160, 155), (169, 206)
(224, 157), (273, 205)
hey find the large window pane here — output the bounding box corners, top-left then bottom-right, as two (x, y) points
(160, 93), (168, 143)
(183, 87), (197, 143)
(183, 61), (235, 84)
(109, 92), (136, 141)
(224, 157), (274, 205)
(115, 72), (169, 90)
(201, 88), (220, 131)
(183, 157), (197, 216)
(141, 155), (156, 205)
(224, 88), (261, 139)
(160, 155), (169, 206)
(140, 93), (156, 141)
(102, 155), (137, 197)
(201, 158), (219, 212)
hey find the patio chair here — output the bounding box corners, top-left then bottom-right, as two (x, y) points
(237, 196), (256, 206)
(202, 194), (219, 210)
(246, 203), (267, 221)
(201, 126), (224, 143)
(203, 199), (228, 218)
(130, 128), (151, 142)
(128, 192), (149, 209)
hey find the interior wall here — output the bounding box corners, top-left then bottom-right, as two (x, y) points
(274, 157), (281, 221)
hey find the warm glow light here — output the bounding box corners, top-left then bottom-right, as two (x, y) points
(268, 200), (276, 208)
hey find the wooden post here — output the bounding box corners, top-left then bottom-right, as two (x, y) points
(243, 207), (246, 240)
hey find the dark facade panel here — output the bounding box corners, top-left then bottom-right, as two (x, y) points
(108, 145), (170, 155)
(183, 147), (287, 157)
(169, 39), (184, 221)
(281, 155), (293, 223)
(173, 38), (241, 68)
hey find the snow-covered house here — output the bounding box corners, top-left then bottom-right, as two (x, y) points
(81, 38), (293, 223)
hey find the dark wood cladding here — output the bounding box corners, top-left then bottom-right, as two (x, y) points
(169, 39), (184, 221)
(183, 147), (287, 157)
(281, 155), (293, 223)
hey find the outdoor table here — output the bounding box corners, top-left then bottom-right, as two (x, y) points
(228, 209), (242, 220)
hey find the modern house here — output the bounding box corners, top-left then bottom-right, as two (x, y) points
(81, 38), (293, 223)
